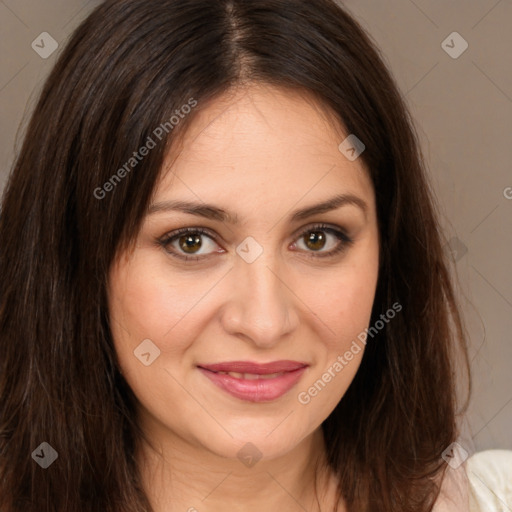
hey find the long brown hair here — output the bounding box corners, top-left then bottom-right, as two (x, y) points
(0, 0), (470, 510)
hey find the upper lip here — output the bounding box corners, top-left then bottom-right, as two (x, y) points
(198, 360), (308, 374)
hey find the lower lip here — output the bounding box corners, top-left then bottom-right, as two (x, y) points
(198, 367), (308, 402)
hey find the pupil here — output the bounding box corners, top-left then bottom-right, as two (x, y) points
(305, 231), (325, 251)
(180, 234), (202, 253)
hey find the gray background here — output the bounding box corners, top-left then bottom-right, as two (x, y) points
(1, 0), (511, 453)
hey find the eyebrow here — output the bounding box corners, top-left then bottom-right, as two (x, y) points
(147, 193), (368, 224)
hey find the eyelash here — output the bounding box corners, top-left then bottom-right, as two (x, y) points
(157, 223), (354, 262)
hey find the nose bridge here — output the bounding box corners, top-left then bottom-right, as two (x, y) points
(223, 243), (296, 345)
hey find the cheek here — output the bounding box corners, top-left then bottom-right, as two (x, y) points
(330, 275), (376, 347)
(295, 280), (373, 415)
(295, 251), (378, 409)
(108, 252), (215, 346)
(109, 264), (179, 338)
(303, 224), (379, 340)
(308, 258), (378, 352)
(107, 259), (178, 385)
(108, 252), (232, 394)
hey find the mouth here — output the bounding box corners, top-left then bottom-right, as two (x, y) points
(197, 360), (308, 402)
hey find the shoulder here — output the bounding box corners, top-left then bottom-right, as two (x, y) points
(433, 449), (512, 512)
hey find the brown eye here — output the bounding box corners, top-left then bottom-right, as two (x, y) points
(159, 224), (353, 263)
(178, 233), (203, 254)
(293, 224), (354, 258)
(303, 230), (327, 251)
(159, 228), (221, 260)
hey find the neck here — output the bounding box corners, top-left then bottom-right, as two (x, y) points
(136, 419), (341, 512)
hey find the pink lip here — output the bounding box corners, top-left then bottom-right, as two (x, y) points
(197, 360), (308, 402)
(199, 360), (307, 374)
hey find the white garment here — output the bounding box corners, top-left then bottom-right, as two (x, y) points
(467, 450), (512, 511)
(434, 450), (512, 511)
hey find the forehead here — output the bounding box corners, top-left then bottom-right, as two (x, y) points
(154, 84), (374, 213)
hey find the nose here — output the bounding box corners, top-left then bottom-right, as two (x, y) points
(220, 247), (299, 349)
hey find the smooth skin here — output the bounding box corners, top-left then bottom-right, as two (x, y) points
(108, 83), (380, 512)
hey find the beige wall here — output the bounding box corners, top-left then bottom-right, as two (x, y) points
(340, 0), (512, 454)
(1, 0), (511, 453)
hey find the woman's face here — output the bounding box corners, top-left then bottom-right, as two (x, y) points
(108, 84), (380, 462)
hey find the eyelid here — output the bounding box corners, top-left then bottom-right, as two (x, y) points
(290, 223), (354, 259)
(158, 223), (353, 261)
(158, 227), (222, 261)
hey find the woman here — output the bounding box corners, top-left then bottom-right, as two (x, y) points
(1, 0), (508, 510)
